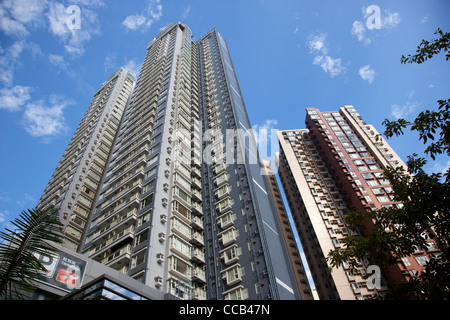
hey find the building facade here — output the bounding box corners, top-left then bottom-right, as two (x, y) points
(81, 23), (307, 300)
(261, 160), (314, 300)
(36, 67), (136, 252)
(277, 105), (441, 299)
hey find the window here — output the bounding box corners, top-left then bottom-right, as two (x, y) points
(141, 194), (154, 208)
(131, 249), (146, 268)
(372, 188), (384, 195)
(78, 195), (93, 208)
(367, 180), (379, 186)
(173, 200), (190, 219)
(224, 287), (248, 300)
(171, 217), (191, 239)
(218, 211), (236, 228)
(137, 211), (151, 227)
(218, 198), (234, 213)
(224, 265), (244, 285)
(221, 228), (238, 245)
(222, 246), (242, 264)
(377, 196), (390, 203)
(415, 255), (429, 266)
(147, 155), (158, 168)
(136, 229), (149, 246)
(169, 236), (191, 258)
(168, 256), (191, 277)
(173, 186), (191, 205)
(401, 257), (411, 266)
(175, 173), (191, 190)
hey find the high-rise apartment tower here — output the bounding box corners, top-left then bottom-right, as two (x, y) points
(277, 105), (441, 299)
(36, 67), (136, 252)
(82, 23), (309, 300)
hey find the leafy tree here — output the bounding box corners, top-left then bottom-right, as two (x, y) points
(327, 29), (450, 299)
(0, 207), (64, 300)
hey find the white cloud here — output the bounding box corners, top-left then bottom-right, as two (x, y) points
(0, 0), (102, 58)
(421, 14), (430, 24)
(123, 59), (142, 78)
(48, 54), (68, 70)
(0, 40), (27, 85)
(122, 14), (148, 31)
(22, 94), (71, 141)
(104, 52), (118, 73)
(0, 0), (47, 37)
(306, 33), (347, 78)
(382, 10), (401, 29)
(16, 193), (37, 207)
(431, 159), (450, 176)
(351, 20), (371, 46)
(0, 189), (11, 202)
(0, 85), (33, 111)
(181, 5), (191, 20)
(359, 65), (375, 83)
(293, 27), (299, 35)
(313, 55), (346, 78)
(307, 32), (328, 54)
(0, 209), (8, 225)
(391, 101), (420, 119)
(46, 1), (102, 57)
(352, 8), (401, 45)
(122, 0), (163, 32)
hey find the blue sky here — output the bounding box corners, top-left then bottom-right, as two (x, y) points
(0, 0), (449, 235)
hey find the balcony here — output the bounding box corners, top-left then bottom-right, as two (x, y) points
(192, 177), (202, 190)
(191, 202), (202, 215)
(217, 210), (235, 230)
(192, 189), (202, 201)
(168, 256), (192, 283)
(191, 247), (205, 264)
(221, 264), (243, 287)
(90, 208), (138, 245)
(192, 285), (207, 300)
(192, 266), (206, 283)
(190, 230), (204, 247)
(101, 244), (132, 269)
(190, 216), (204, 231)
(87, 225), (135, 259)
(101, 175), (143, 211)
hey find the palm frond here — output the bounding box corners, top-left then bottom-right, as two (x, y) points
(0, 207), (64, 300)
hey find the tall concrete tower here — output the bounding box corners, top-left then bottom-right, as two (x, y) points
(80, 23), (309, 300)
(36, 67), (136, 252)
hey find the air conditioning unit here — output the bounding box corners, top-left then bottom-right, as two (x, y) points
(154, 276), (163, 288)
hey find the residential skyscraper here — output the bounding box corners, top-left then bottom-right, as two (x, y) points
(196, 27), (308, 300)
(36, 67), (136, 252)
(81, 23), (307, 300)
(277, 105), (441, 299)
